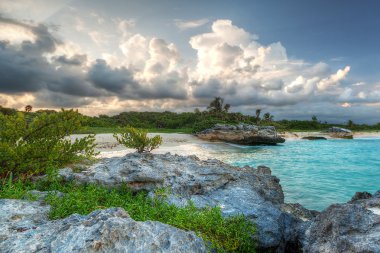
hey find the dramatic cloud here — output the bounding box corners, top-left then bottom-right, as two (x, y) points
(0, 13), (379, 123)
(189, 19), (354, 109)
(88, 59), (137, 94)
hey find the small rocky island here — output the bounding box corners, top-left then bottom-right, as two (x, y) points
(196, 123), (286, 145)
(2, 153), (378, 252)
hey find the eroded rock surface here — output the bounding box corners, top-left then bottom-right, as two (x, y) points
(195, 123), (285, 145)
(0, 199), (206, 253)
(59, 152), (295, 250)
(301, 191), (380, 253)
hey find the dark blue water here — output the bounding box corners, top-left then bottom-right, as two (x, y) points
(202, 138), (380, 211)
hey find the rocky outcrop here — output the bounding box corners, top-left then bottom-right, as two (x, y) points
(0, 199), (206, 253)
(327, 127), (353, 139)
(301, 136), (327, 140)
(57, 153), (380, 252)
(195, 123), (285, 145)
(300, 191), (380, 253)
(59, 152), (297, 250)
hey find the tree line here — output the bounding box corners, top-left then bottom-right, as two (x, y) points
(1, 98), (379, 133)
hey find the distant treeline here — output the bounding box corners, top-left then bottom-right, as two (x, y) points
(1, 103), (380, 133)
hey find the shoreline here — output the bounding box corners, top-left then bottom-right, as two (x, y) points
(71, 131), (380, 158)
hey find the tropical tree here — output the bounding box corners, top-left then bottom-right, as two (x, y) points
(255, 109), (261, 122)
(25, 105), (33, 112)
(263, 112), (274, 122)
(207, 97), (230, 113)
(311, 115), (318, 122)
(347, 120), (354, 128)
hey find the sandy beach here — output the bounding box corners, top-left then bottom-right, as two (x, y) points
(71, 133), (221, 159)
(71, 131), (380, 159)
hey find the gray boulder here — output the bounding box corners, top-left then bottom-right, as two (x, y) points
(59, 152), (298, 250)
(196, 123), (285, 145)
(300, 191), (380, 253)
(0, 199), (206, 253)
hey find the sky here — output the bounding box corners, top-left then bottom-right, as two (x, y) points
(0, 0), (380, 123)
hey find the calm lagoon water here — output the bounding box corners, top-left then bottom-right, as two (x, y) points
(201, 138), (380, 211)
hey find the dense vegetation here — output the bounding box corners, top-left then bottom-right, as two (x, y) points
(0, 109), (96, 178)
(1, 99), (380, 135)
(1, 175), (256, 252)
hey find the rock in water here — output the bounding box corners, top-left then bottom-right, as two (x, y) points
(195, 123), (285, 145)
(301, 136), (327, 140)
(300, 191), (380, 253)
(327, 127), (353, 139)
(0, 199), (206, 253)
(59, 152), (298, 250)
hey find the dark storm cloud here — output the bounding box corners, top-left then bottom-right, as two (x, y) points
(137, 72), (188, 100)
(87, 59), (137, 93)
(0, 41), (52, 93)
(34, 90), (95, 108)
(87, 60), (188, 100)
(0, 17), (188, 106)
(53, 54), (87, 66)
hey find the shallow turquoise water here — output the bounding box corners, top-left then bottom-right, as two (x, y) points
(202, 138), (380, 211)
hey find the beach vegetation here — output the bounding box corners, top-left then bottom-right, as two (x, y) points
(0, 109), (97, 178)
(113, 126), (162, 153)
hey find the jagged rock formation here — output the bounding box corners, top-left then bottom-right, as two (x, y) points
(300, 191), (380, 253)
(195, 123), (285, 145)
(6, 152), (376, 253)
(0, 199), (206, 253)
(59, 152), (296, 250)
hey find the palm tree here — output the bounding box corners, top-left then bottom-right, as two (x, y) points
(263, 112), (274, 122)
(255, 109), (261, 122)
(25, 105), (33, 112)
(207, 97), (230, 113)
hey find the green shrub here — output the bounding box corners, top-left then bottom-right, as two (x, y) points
(113, 127), (162, 153)
(0, 109), (97, 178)
(0, 177), (256, 252)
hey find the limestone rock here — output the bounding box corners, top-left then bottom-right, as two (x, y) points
(281, 203), (319, 221)
(59, 152), (295, 250)
(195, 123), (285, 145)
(0, 199), (206, 253)
(300, 191), (380, 253)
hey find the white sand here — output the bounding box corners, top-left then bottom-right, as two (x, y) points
(71, 133), (222, 159)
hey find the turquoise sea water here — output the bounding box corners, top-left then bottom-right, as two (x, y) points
(201, 138), (380, 211)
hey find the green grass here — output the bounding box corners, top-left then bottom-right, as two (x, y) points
(74, 127), (193, 134)
(0, 177), (256, 252)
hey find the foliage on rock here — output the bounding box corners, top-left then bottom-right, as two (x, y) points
(0, 109), (97, 177)
(113, 127), (162, 153)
